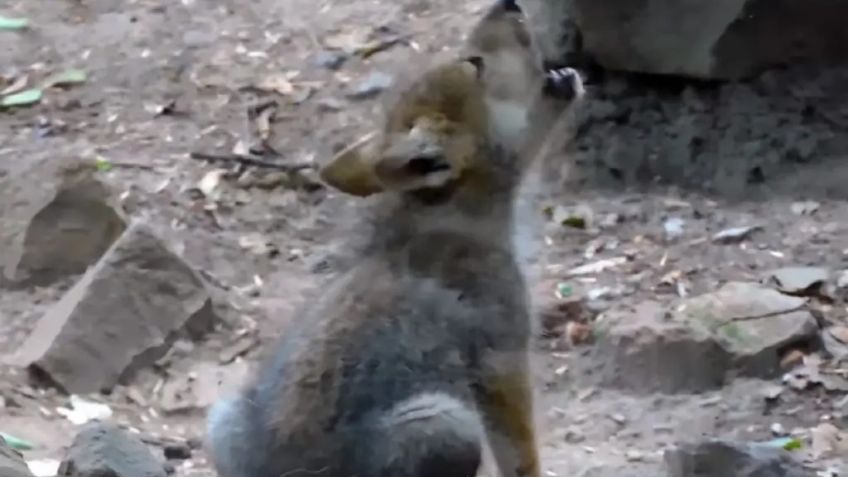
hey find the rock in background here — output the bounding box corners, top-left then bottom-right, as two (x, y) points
(592, 282), (820, 393)
(526, 0), (848, 80)
(10, 222), (218, 394)
(521, 0), (848, 199)
(59, 422), (167, 477)
(1, 435), (34, 477)
(0, 161), (126, 287)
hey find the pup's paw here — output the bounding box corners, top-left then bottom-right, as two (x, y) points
(543, 67), (585, 101)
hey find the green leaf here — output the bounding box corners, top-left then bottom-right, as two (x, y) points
(760, 437), (802, 451)
(43, 69), (87, 88)
(1, 88), (42, 108)
(0, 432), (35, 450)
(0, 16), (28, 30)
(95, 157), (113, 172)
(556, 282), (573, 298)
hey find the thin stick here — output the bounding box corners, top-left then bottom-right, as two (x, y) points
(189, 151), (314, 172)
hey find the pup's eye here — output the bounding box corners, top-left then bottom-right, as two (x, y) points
(407, 156), (450, 175)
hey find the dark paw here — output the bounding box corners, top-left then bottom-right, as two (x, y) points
(543, 67), (584, 100)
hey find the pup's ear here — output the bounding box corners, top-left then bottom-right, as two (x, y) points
(319, 132), (384, 197)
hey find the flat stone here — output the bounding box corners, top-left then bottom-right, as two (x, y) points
(59, 422), (167, 477)
(0, 161), (126, 287)
(346, 71), (394, 100)
(679, 282), (819, 377)
(11, 222), (218, 393)
(594, 282), (820, 393)
(312, 50), (347, 70)
(593, 300), (731, 393)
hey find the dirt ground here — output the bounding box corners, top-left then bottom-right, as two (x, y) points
(2, 0), (847, 476)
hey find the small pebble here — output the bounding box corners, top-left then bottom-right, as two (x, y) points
(562, 426), (585, 444)
(663, 217), (685, 240)
(609, 413), (627, 425)
(164, 443), (192, 460)
(770, 422), (787, 436)
(313, 50), (347, 70)
(625, 450), (644, 462)
(347, 72), (394, 99)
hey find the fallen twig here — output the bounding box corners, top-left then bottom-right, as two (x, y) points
(189, 151), (314, 172)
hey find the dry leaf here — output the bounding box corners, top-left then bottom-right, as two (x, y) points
(567, 322), (592, 345)
(323, 29), (369, 51)
(829, 326), (848, 344)
(198, 169), (227, 197)
(810, 423), (848, 459)
(56, 395), (113, 425)
(255, 74), (294, 95)
(566, 257), (628, 277)
(355, 36), (404, 58)
(238, 233), (278, 256)
(255, 105), (276, 141)
(28, 459), (60, 477)
(780, 349), (805, 369)
(232, 140), (250, 156)
(0, 74), (28, 96)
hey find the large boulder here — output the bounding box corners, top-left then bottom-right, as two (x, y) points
(10, 222), (218, 394)
(524, 0), (848, 80)
(680, 282), (818, 377)
(0, 161), (126, 287)
(593, 300), (732, 393)
(593, 282), (819, 393)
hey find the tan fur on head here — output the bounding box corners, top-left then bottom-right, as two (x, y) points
(319, 59), (488, 198)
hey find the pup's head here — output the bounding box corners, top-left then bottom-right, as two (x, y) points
(319, 58), (489, 198)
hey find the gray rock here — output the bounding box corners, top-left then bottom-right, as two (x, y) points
(594, 283), (819, 393)
(526, 0), (848, 80)
(11, 222), (218, 393)
(664, 440), (811, 477)
(346, 72), (394, 100)
(679, 282), (818, 377)
(312, 50), (347, 70)
(0, 435), (34, 477)
(593, 301), (731, 393)
(59, 422), (167, 477)
(0, 161), (126, 287)
(162, 443), (191, 461)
